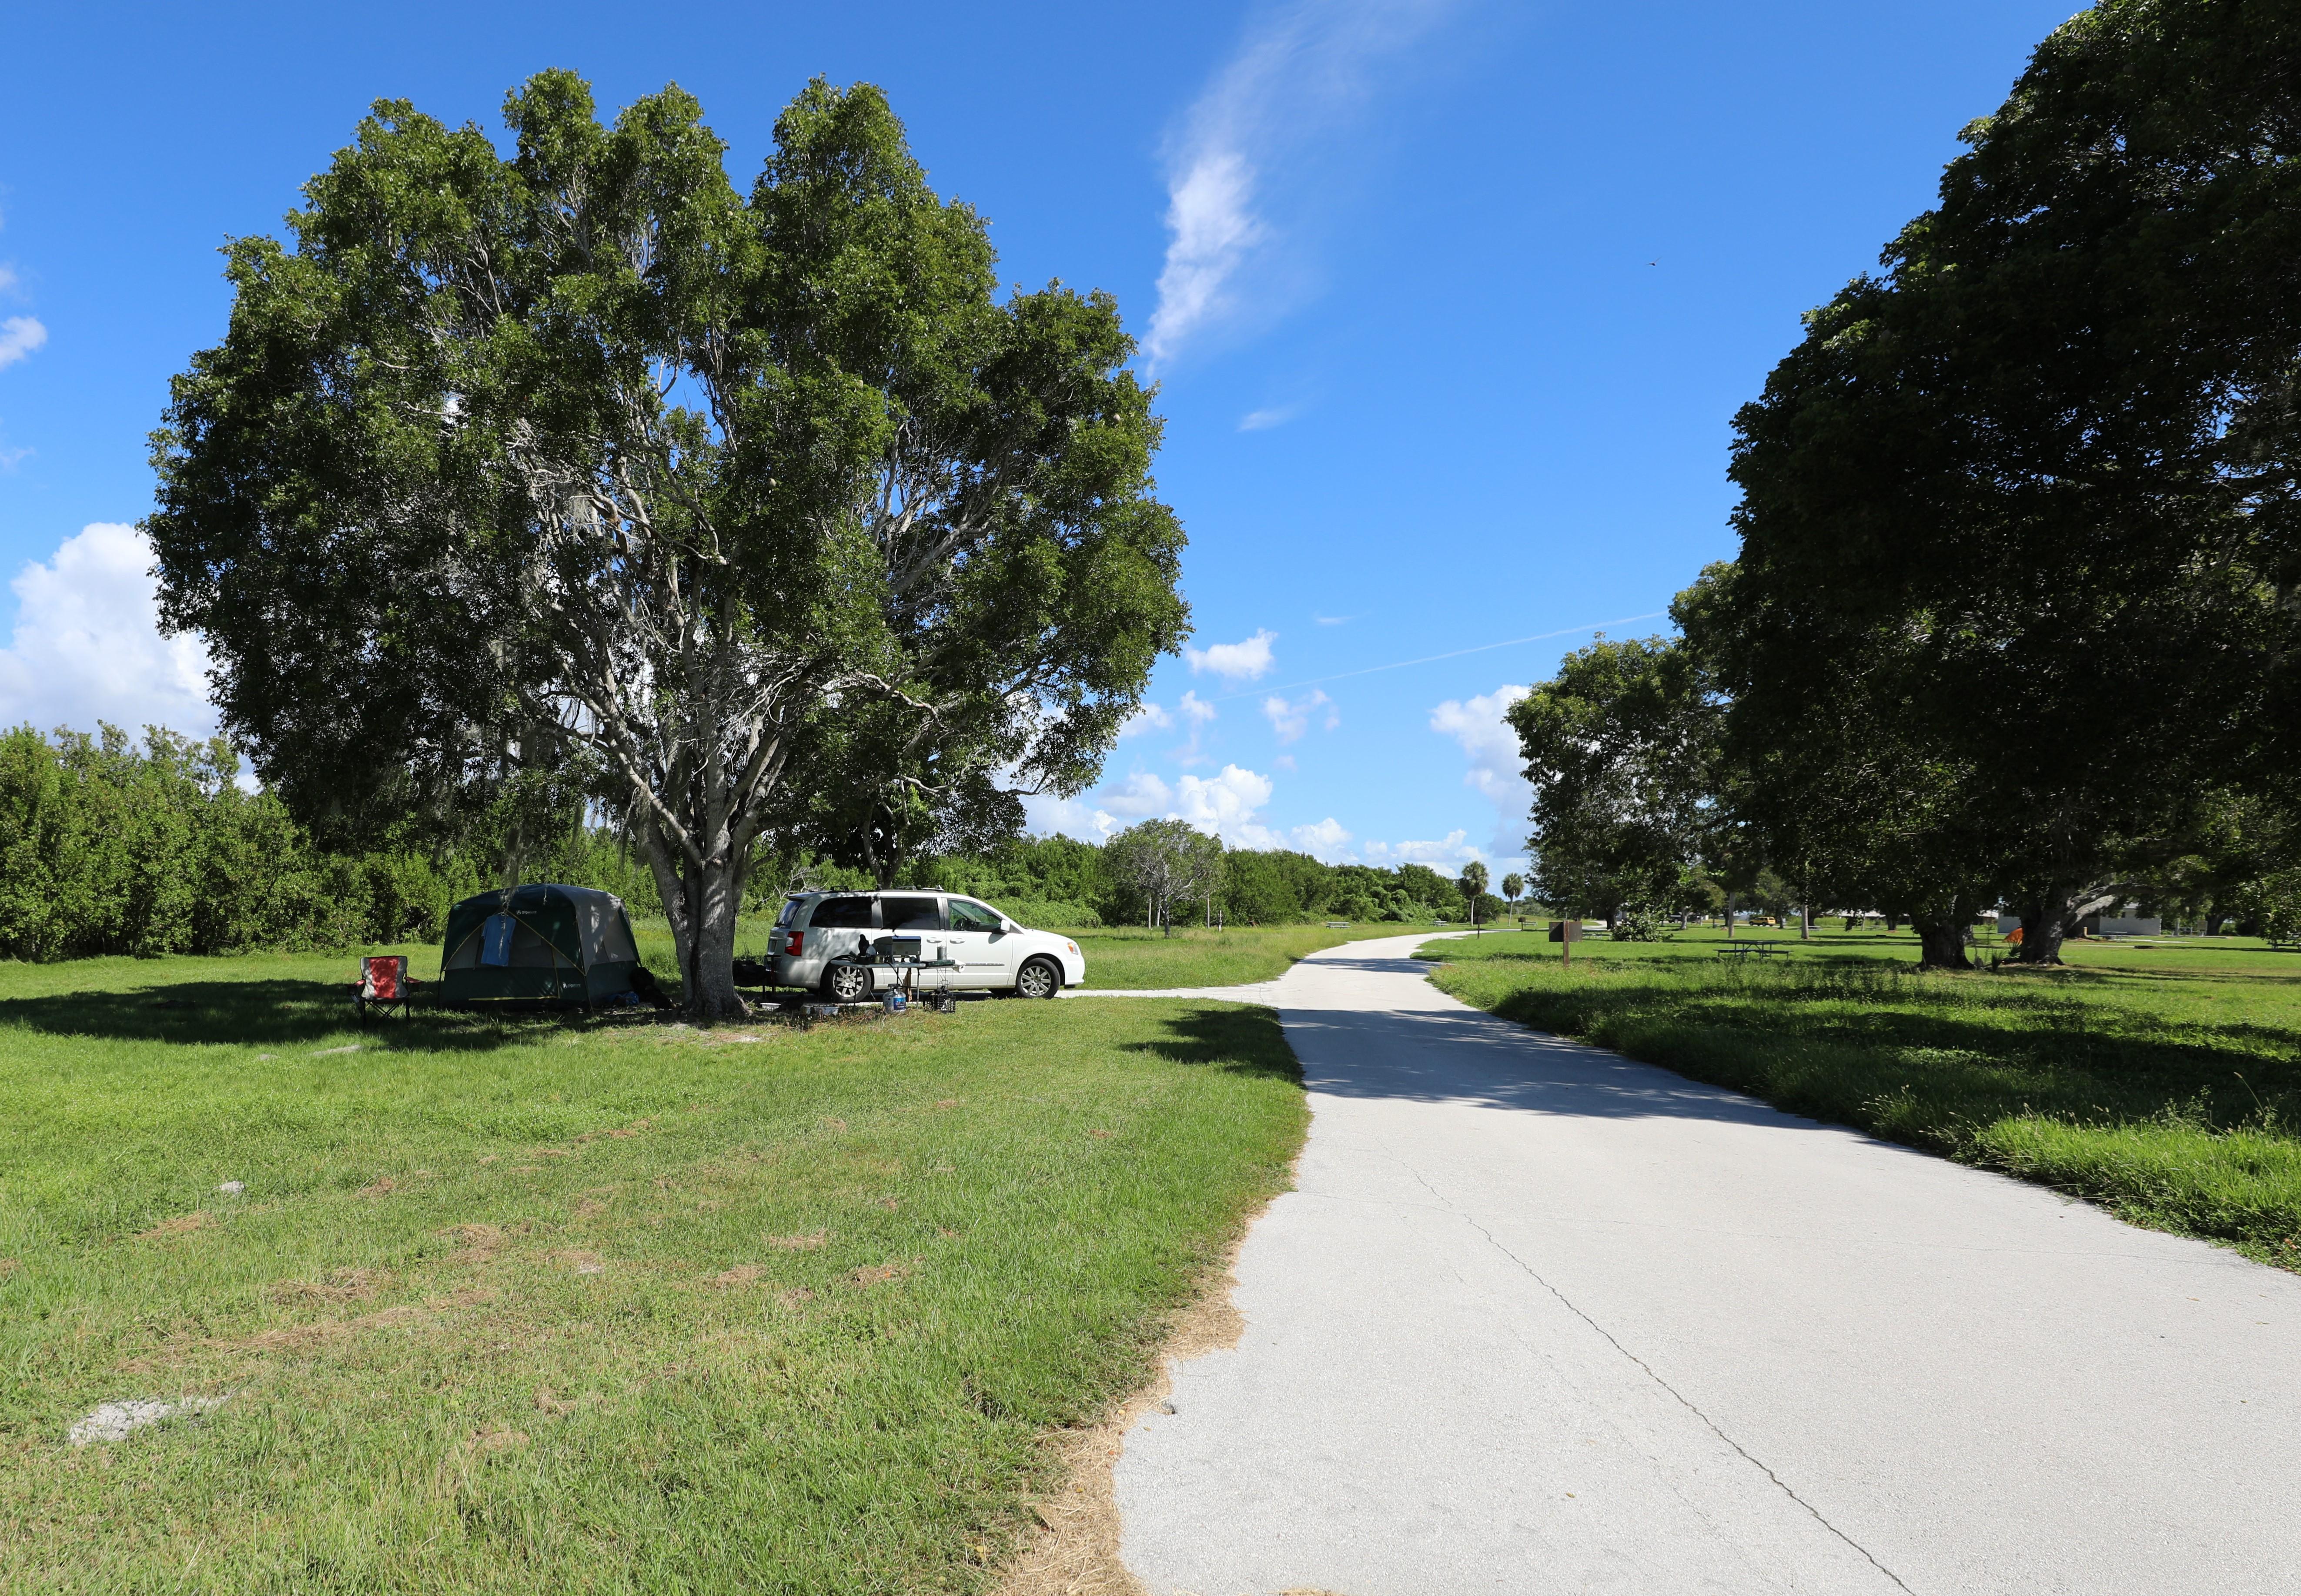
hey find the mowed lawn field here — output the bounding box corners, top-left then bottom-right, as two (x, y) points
(1423, 925), (2301, 1268)
(1067, 923), (1388, 989)
(0, 950), (1306, 1593)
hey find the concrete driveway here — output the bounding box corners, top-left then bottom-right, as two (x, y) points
(1093, 932), (2301, 1596)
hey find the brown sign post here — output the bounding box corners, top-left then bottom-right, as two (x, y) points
(1548, 918), (1582, 967)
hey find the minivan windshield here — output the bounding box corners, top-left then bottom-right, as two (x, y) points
(949, 898), (1004, 932)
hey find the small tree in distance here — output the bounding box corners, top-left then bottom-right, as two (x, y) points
(1459, 861), (1490, 936)
(1501, 872), (1525, 925)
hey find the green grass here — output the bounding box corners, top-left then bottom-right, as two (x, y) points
(1421, 925), (2301, 1268)
(0, 948), (1306, 1593)
(1071, 923), (1401, 989)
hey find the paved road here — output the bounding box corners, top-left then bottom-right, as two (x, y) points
(1089, 932), (2301, 1596)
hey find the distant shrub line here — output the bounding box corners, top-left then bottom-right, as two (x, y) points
(0, 726), (657, 961)
(0, 723), (1506, 961)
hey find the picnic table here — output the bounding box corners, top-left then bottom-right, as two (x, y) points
(1716, 944), (1788, 962)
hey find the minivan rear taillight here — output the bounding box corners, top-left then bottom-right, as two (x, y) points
(785, 931), (803, 956)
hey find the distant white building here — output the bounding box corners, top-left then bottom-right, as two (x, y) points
(1996, 904), (2161, 938)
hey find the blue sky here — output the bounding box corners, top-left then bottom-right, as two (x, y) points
(0, 0), (2077, 869)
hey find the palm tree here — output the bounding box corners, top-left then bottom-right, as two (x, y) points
(1459, 861), (1490, 936)
(1502, 872), (1525, 926)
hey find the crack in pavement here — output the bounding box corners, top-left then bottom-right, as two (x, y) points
(1397, 1158), (1919, 1596)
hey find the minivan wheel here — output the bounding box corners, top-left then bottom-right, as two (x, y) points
(821, 963), (872, 1004)
(1014, 957), (1061, 1000)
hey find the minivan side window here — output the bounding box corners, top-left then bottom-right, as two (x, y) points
(881, 896), (942, 931)
(949, 898), (1003, 932)
(808, 896), (874, 929)
(775, 897), (803, 928)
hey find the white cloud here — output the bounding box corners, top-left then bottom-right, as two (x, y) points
(1144, 0), (1458, 366)
(1100, 771), (1173, 818)
(1239, 405), (1298, 432)
(0, 523), (217, 739)
(1261, 687), (1337, 744)
(1185, 629), (1277, 681)
(1020, 793), (1123, 841)
(0, 265), (17, 296)
(1173, 763), (1275, 836)
(1363, 830), (1483, 867)
(0, 316), (47, 370)
(1120, 699), (1174, 738)
(1314, 614), (1355, 626)
(1287, 816), (1355, 861)
(1431, 684), (1532, 858)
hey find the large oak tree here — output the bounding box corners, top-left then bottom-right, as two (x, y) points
(147, 74), (1187, 1013)
(1724, 0), (2300, 963)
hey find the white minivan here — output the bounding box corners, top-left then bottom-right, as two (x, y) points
(770, 890), (1086, 1003)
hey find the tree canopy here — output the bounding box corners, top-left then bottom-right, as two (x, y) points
(1649, 0), (2291, 964)
(147, 72), (1187, 1011)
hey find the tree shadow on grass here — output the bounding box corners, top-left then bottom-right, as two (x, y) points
(0, 978), (666, 1054)
(1116, 1004), (1300, 1083)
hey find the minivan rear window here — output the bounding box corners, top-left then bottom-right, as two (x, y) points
(881, 896), (942, 931)
(775, 897), (803, 928)
(807, 896), (874, 929)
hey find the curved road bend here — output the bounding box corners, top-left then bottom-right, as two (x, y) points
(1070, 931), (2301, 1596)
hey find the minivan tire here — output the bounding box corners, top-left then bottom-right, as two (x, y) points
(1014, 957), (1061, 1000)
(820, 962), (873, 1004)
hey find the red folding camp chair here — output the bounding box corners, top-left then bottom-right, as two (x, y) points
(356, 955), (412, 1022)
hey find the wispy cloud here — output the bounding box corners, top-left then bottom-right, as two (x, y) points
(1174, 688), (1220, 765)
(1314, 614), (1357, 626)
(1144, 0), (1459, 367)
(1100, 771), (1174, 818)
(1119, 699), (1175, 738)
(1185, 629), (1277, 682)
(0, 316), (47, 370)
(1239, 404), (1299, 432)
(1262, 687), (1338, 744)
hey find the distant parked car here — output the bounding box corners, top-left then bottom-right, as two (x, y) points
(768, 890), (1085, 1003)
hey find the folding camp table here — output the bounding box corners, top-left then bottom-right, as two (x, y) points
(864, 936), (962, 1013)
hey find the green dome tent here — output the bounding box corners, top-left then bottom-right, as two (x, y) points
(440, 884), (642, 1007)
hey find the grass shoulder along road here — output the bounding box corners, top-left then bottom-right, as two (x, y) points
(1068, 923), (1407, 989)
(1420, 925), (2301, 1269)
(0, 949), (1305, 1593)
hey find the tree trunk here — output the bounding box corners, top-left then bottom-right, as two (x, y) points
(1910, 912), (1973, 970)
(637, 820), (753, 1020)
(1725, 893), (1735, 940)
(2206, 910), (2229, 937)
(2013, 903), (2065, 965)
(687, 860), (748, 1017)
(1799, 903), (1811, 940)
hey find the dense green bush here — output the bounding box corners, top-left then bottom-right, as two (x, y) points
(0, 726), (659, 960)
